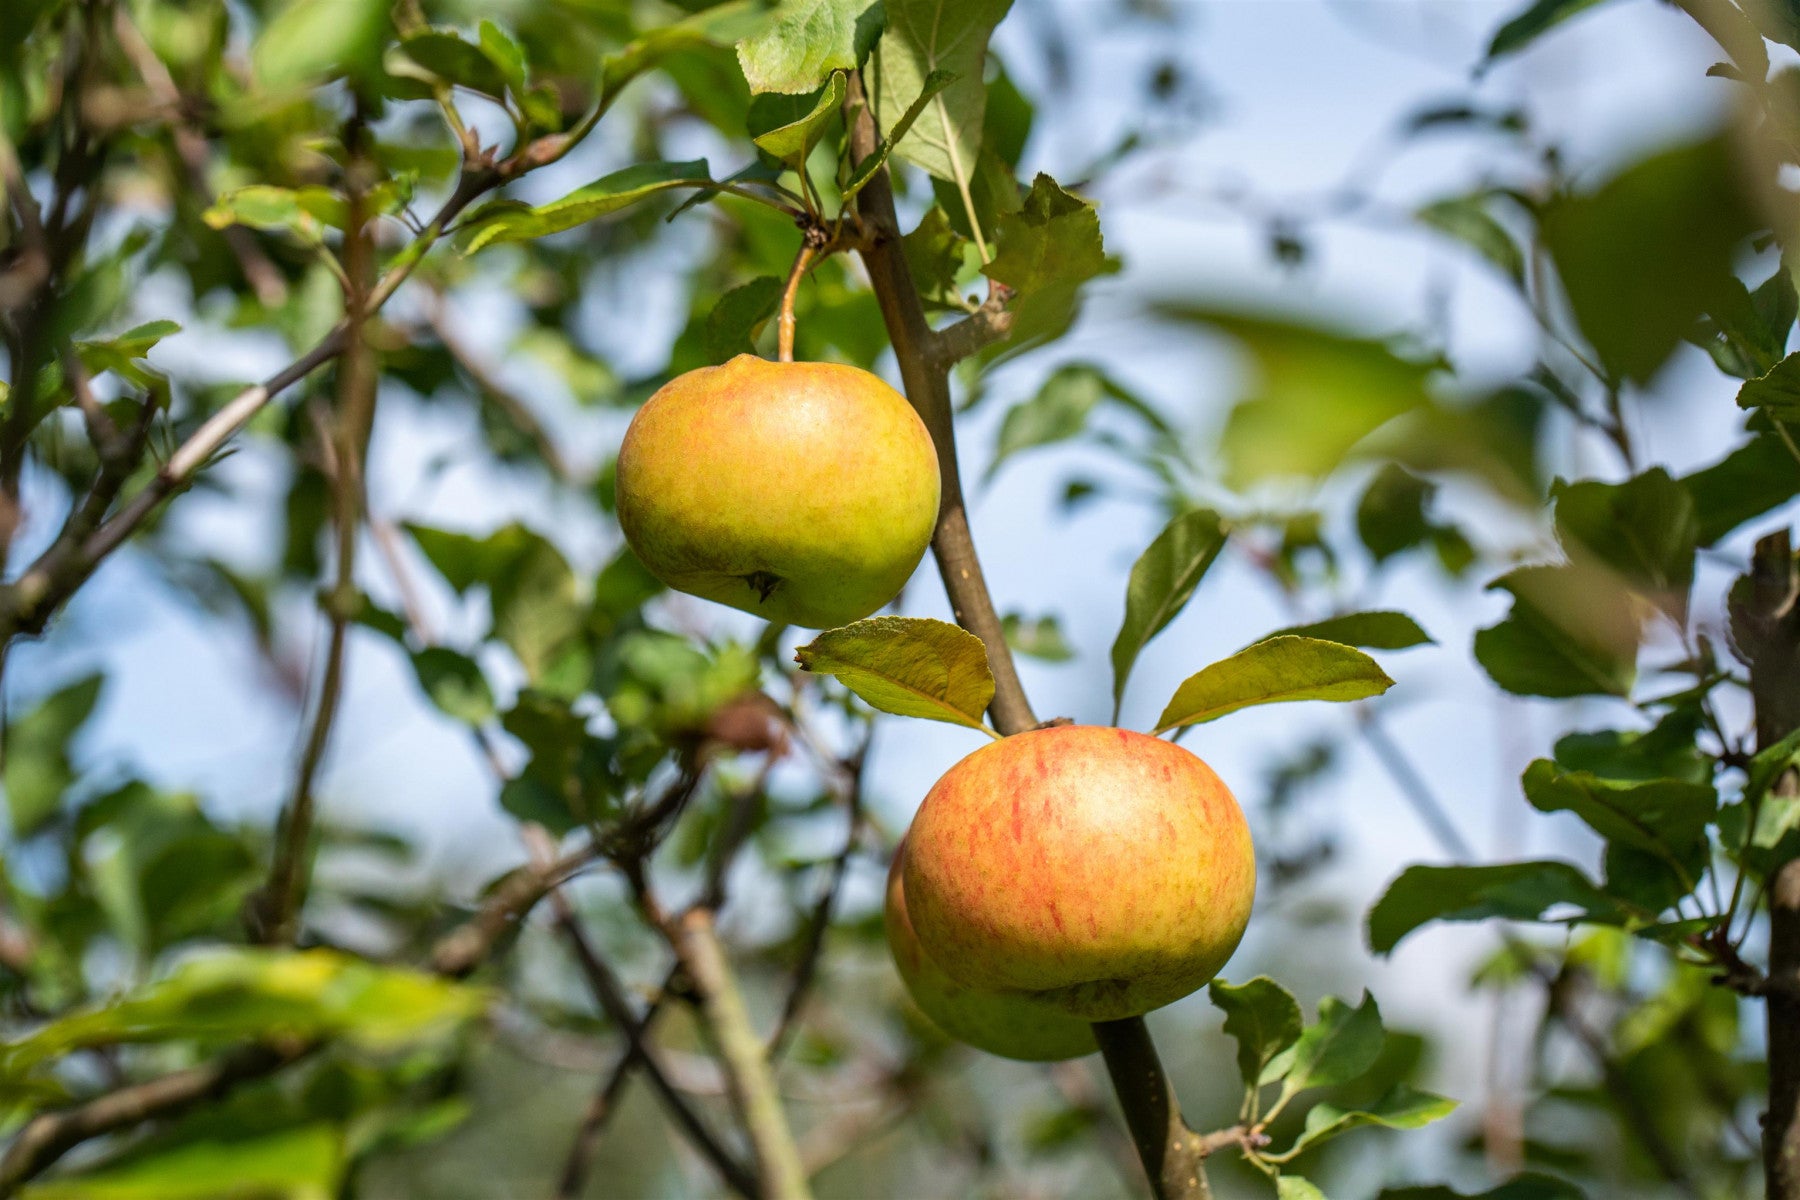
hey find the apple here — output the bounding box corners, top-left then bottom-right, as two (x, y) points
(903, 724), (1255, 1023)
(615, 354), (940, 629)
(886, 839), (1097, 1062)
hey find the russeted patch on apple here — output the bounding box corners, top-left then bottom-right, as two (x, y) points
(615, 355), (940, 629)
(885, 838), (1097, 1062)
(903, 724), (1255, 1023)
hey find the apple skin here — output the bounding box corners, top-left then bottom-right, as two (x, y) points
(885, 840), (1097, 1062)
(615, 355), (940, 629)
(903, 724), (1255, 1022)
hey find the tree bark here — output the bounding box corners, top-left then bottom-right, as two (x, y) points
(1734, 531), (1800, 1200)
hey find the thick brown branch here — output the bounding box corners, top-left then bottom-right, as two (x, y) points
(929, 285), (1014, 369)
(1736, 531), (1800, 1200)
(844, 74), (1035, 737)
(1092, 1018), (1211, 1200)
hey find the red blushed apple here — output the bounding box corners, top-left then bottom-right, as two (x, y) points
(902, 724), (1255, 1022)
(886, 839), (1097, 1062)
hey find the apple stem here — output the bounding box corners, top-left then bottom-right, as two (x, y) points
(1092, 1017), (1213, 1200)
(777, 238), (818, 363)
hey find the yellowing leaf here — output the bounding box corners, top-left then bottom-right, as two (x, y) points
(1153, 637), (1393, 734)
(795, 617), (995, 734)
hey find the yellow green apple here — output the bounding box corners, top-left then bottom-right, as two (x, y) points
(903, 724), (1255, 1022)
(615, 355), (940, 629)
(885, 839), (1097, 1062)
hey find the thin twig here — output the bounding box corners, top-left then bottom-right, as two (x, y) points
(251, 125), (380, 945)
(766, 726), (870, 1061)
(675, 909), (812, 1200)
(552, 967), (678, 1200)
(111, 8), (287, 307)
(0, 1043), (309, 1196)
(549, 896), (761, 1199)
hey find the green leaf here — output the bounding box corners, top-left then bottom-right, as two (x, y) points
(1356, 464), (1434, 563)
(1681, 433), (1800, 547)
(398, 28), (508, 98)
(1278, 1180), (1329, 1200)
(1473, 564), (1639, 699)
(1001, 612), (1074, 662)
(1153, 637), (1393, 735)
(478, 20), (527, 93)
(1379, 1174), (1587, 1200)
(1544, 134), (1757, 385)
(500, 691), (620, 835)
(1161, 310), (1434, 487)
(1280, 1083), (1458, 1159)
(406, 523), (583, 686)
(873, 0), (1013, 182)
(1487, 0), (1616, 59)
(748, 71), (847, 164)
(3, 674), (102, 837)
(1367, 861), (1627, 954)
(1521, 759), (1715, 870)
(0, 949), (485, 1079)
(704, 276), (785, 363)
(1552, 467), (1697, 618)
(252, 0), (389, 90)
(1275, 993), (1384, 1098)
(1416, 193), (1524, 284)
(601, 3), (768, 99)
(1108, 508), (1227, 720)
(1738, 352), (1800, 421)
(1259, 612), (1432, 652)
(411, 648), (496, 725)
(1694, 268), (1797, 379)
(203, 186), (343, 240)
(1208, 977), (1303, 1090)
(460, 160), (714, 253)
(23, 1123), (345, 1200)
(794, 617), (996, 733)
(842, 69), (957, 203)
(736, 0), (882, 94)
(982, 174), (1109, 298)
(987, 363), (1108, 479)
(1554, 709), (1711, 786)
(902, 205), (973, 310)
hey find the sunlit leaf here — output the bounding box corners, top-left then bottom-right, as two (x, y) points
(735, 0), (882, 94)
(747, 71), (847, 164)
(1153, 637), (1393, 735)
(252, 0), (389, 90)
(460, 161), (715, 253)
(873, 0), (1013, 183)
(795, 617), (996, 733)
